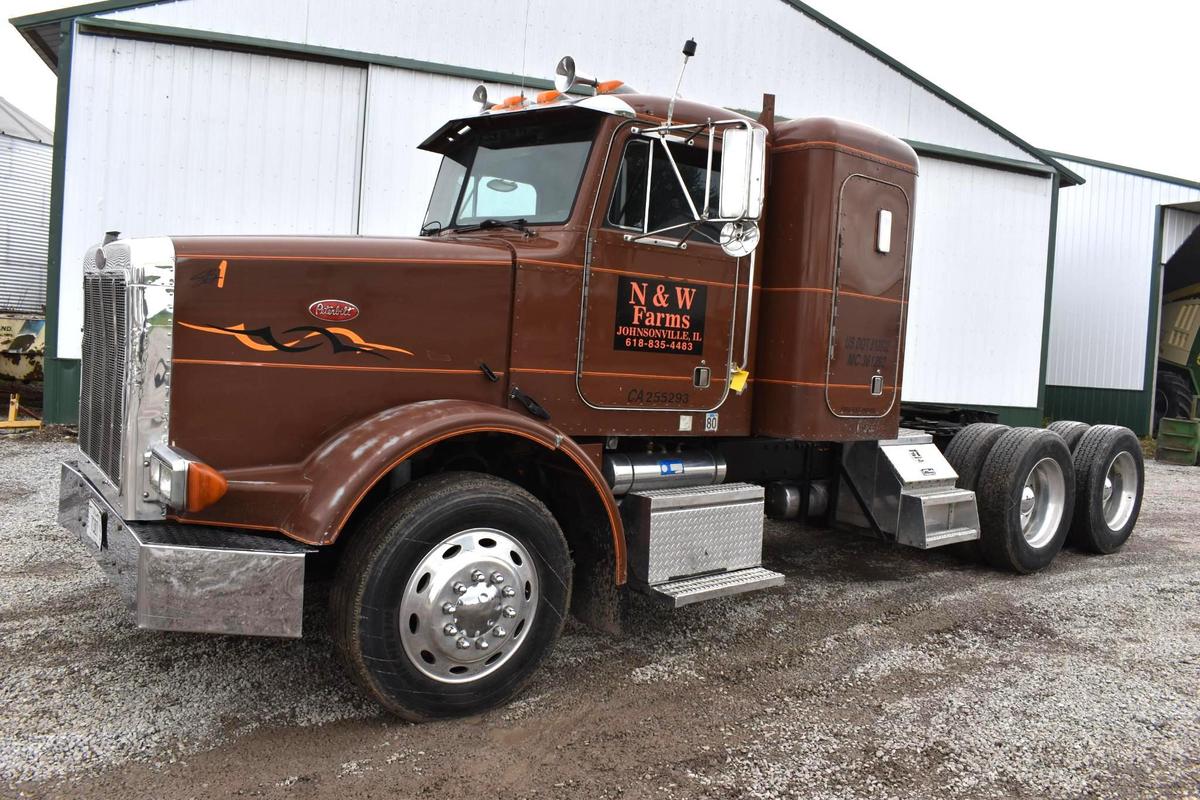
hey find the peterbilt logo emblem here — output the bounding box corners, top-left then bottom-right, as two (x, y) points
(308, 299), (359, 322)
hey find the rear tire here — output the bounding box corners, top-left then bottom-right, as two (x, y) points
(1068, 425), (1144, 554)
(976, 428), (1075, 573)
(330, 472), (572, 721)
(943, 423), (1010, 562)
(944, 423), (1010, 491)
(1048, 420), (1089, 453)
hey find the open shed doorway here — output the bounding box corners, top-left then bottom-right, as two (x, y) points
(1152, 202), (1200, 433)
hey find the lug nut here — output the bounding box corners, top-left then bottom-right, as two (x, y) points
(490, 572), (505, 584)
(494, 627), (507, 638)
(456, 637), (472, 650)
(502, 606), (517, 618)
(443, 624), (458, 636)
(442, 602), (457, 614)
(471, 569), (486, 582)
(452, 582), (467, 595)
(501, 586), (516, 597)
(476, 639), (490, 650)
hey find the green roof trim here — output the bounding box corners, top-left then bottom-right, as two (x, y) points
(1045, 150), (1200, 193)
(10, 1), (176, 69)
(777, 0), (1084, 187)
(905, 140), (1056, 179)
(9, 0), (170, 28)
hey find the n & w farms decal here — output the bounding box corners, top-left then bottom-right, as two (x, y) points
(613, 276), (707, 356)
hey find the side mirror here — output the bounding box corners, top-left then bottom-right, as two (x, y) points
(719, 127), (767, 220)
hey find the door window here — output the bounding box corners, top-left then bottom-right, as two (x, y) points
(606, 137), (722, 242)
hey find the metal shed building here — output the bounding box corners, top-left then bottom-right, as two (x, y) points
(0, 96), (53, 315)
(1045, 154), (1200, 436)
(12, 0), (1082, 423)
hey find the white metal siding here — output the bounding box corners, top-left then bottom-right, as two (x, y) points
(57, 32), (366, 359)
(103, 0), (1041, 164)
(0, 134), (52, 314)
(902, 159), (1053, 408)
(1162, 207), (1200, 263)
(1046, 160), (1200, 391)
(359, 66), (523, 236)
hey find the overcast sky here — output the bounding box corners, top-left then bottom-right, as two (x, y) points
(3, 0), (1198, 179)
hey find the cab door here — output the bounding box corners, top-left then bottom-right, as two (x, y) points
(577, 131), (741, 413)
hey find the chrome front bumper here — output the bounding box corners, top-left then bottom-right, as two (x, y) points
(58, 460), (310, 638)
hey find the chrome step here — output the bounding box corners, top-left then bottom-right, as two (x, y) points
(621, 482), (765, 585)
(842, 432), (981, 550)
(649, 566), (785, 608)
(897, 487), (980, 549)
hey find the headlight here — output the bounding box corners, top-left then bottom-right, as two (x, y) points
(145, 444), (228, 513)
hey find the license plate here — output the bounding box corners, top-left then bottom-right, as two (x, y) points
(85, 500), (105, 549)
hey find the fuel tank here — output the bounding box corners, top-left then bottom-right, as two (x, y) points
(754, 117), (918, 441)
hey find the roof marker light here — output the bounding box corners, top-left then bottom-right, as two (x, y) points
(491, 95), (528, 111)
(596, 80), (625, 95)
(536, 89), (563, 104)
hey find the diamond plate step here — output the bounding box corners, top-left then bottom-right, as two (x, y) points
(648, 566), (784, 608)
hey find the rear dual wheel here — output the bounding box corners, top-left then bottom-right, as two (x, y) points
(975, 428), (1075, 573)
(1068, 425), (1144, 554)
(1048, 420), (1090, 452)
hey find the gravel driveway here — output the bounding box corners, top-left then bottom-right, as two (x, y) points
(2, 431), (1197, 799)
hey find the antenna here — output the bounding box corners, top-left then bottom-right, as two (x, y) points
(665, 38), (696, 127)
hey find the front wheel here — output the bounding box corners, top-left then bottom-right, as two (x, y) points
(331, 472), (572, 720)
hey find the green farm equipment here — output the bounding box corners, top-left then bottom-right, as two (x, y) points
(1155, 298), (1200, 434)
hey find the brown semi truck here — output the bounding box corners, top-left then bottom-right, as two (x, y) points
(57, 51), (1146, 720)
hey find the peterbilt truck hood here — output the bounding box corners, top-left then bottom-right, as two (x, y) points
(167, 234), (520, 472)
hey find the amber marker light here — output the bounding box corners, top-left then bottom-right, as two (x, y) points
(491, 95), (527, 111)
(535, 89), (562, 104)
(596, 79), (624, 94)
(186, 461), (229, 512)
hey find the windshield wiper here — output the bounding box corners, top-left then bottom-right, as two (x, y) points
(452, 218), (534, 236)
(419, 220), (444, 237)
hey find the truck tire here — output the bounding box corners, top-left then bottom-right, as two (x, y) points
(944, 423), (1010, 491)
(1047, 420), (1090, 452)
(1157, 369), (1194, 425)
(1068, 425), (1144, 554)
(976, 428), (1075, 573)
(330, 472), (572, 721)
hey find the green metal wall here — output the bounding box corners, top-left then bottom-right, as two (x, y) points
(1045, 385), (1150, 437)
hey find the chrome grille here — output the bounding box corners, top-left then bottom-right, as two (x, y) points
(79, 268), (128, 485)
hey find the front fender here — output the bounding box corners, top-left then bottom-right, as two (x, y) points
(286, 399), (625, 582)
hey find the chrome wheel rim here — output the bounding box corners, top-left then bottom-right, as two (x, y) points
(1102, 451), (1138, 531)
(1019, 457), (1066, 549)
(399, 528), (538, 684)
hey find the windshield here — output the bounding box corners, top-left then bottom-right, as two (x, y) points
(423, 115), (599, 231)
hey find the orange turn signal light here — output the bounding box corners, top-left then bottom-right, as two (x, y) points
(186, 461), (229, 513)
(596, 79), (624, 94)
(491, 94), (526, 110)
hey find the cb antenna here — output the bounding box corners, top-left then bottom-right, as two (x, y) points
(665, 38), (696, 127)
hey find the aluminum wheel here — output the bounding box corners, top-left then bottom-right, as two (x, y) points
(1019, 456), (1066, 549)
(1102, 451), (1139, 531)
(399, 528), (538, 684)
